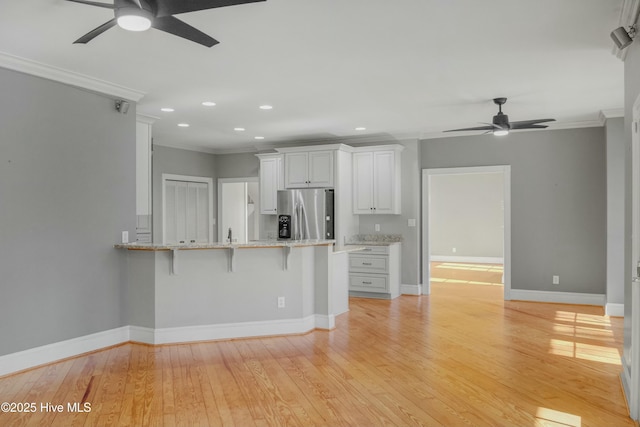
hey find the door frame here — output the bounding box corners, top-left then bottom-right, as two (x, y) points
(161, 173), (214, 245)
(421, 165), (512, 299)
(217, 177), (259, 243)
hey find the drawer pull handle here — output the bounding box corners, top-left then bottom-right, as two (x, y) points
(362, 281), (372, 285)
(362, 262), (372, 265)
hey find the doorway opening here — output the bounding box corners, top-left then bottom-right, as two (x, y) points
(218, 177), (260, 244)
(422, 166), (511, 299)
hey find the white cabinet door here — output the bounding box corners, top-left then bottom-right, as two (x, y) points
(284, 152), (309, 188)
(352, 150), (401, 214)
(353, 152), (374, 214)
(308, 151), (334, 187)
(373, 151), (396, 214)
(259, 156), (281, 214)
(285, 151), (334, 188)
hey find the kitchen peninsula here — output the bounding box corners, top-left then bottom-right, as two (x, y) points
(116, 240), (360, 345)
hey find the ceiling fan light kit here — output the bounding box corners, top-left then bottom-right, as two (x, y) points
(66, 0), (266, 47)
(443, 97), (555, 136)
(116, 7), (153, 31)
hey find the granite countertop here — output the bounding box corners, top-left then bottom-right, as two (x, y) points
(115, 239), (335, 251)
(346, 234), (403, 246)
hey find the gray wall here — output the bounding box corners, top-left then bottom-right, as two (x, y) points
(215, 152), (259, 178)
(430, 172), (504, 258)
(358, 139), (421, 287)
(152, 145), (217, 242)
(421, 127), (607, 294)
(0, 68), (135, 356)
(606, 117), (625, 307)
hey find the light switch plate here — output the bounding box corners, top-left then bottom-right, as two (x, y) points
(121, 231), (129, 244)
(408, 219), (416, 227)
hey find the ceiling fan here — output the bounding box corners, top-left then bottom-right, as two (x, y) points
(66, 0), (265, 47)
(444, 97), (555, 136)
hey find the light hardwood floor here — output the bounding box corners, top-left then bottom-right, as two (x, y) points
(0, 266), (633, 427)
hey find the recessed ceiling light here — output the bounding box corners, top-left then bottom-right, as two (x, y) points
(178, 123), (190, 128)
(202, 101), (216, 107)
(234, 127), (246, 131)
(254, 136), (265, 140)
(259, 105), (273, 110)
(161, 107), (175, 112)
(355, 127), (366, 131)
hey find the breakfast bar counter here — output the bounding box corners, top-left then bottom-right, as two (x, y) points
(116, 240), (348, 345)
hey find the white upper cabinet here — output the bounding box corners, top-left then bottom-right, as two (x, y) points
(256, 154), (283, 214)
(284, 151), (334, 188)
(353, 147), (403, 214)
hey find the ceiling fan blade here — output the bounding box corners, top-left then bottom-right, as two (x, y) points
(152, 16), (219, 47)
(443, 125), (495, 133)
(510, 118), (555, 129)
(74, 19), (117, 44)
(65, 0), (115, 9)
(155, 0), (265, 17)
(514, 124), (550, 130)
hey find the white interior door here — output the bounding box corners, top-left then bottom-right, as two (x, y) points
(162, 174), (213, 245)
(628, 103), (640, 419)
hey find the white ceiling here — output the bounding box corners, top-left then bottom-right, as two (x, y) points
(0, 0), (626, 152)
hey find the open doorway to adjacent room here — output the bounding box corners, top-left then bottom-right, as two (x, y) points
(218, 177), (260, 244)
(422, 166), (511, 299)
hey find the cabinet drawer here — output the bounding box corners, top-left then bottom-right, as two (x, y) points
(357, 245), (389, 254)
(349, 255), (388, 273)
(349, 274), (388, 292)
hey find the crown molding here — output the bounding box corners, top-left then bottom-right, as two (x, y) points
(136, 114), (159, 125)
(599, 108), (625, 123)
(0, 51), (145, 101)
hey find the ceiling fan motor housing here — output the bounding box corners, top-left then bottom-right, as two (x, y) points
(493, 113), (510, 129)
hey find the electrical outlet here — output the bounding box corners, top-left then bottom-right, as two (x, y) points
(375, 224), (381, 232)
(121, 231), (129, 244)
(452, 247), (457, 253)
(553, 275), (560, 285)
(277, 297), (285, 308)
(408, 218), (416, 227)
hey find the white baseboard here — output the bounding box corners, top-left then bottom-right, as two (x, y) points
(0, 315), (333, 376)
(400, 284), (422, 295)
(0, 326), (129, 377)
(152, 316), (319, 344)
(621, 361), (634, 419)
(430, 255), (504, 264)
(129, 325), (155, 344)
(509, 289), (606, 306)
(314, 315), (335, 330)
(605, 303), (625, 317)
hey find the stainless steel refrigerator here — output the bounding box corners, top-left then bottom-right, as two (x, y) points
(277, 189), (334, 240)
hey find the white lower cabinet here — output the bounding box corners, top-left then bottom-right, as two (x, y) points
(349, 244), (400, 298)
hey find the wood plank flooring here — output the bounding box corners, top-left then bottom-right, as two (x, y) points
(0, 264), (633, 426)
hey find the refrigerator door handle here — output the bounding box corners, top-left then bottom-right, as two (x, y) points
(296, 203), (303, 240)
